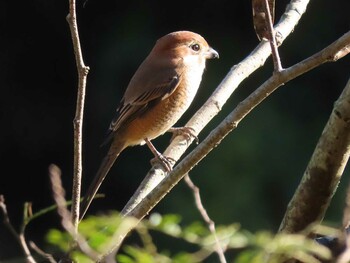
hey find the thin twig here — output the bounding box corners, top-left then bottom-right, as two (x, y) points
(136, 225), (158, 256)
(264, 0), (283, 71)
(66, 0), (90, 235)
(49, 164), (99, 261)
(0, 195), (36, 263)
(29, 241), (57, 263)
(184, 175), (227, 263)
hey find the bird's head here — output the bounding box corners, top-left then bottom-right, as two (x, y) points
(151, 31), (219, 68)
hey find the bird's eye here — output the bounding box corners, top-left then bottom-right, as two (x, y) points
(190, 43), (201, 52)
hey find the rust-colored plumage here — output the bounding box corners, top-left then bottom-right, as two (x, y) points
(80, 31), (218, 219)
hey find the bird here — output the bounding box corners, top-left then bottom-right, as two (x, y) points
(80, 30), (219, 220)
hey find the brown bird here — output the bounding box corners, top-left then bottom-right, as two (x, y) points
(80, 31), (219, 219)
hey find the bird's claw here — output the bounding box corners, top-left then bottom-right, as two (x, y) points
(150, 154), (175, 172)
(169, 127), (199, 144)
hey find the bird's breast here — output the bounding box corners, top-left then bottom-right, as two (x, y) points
(124, 70), (203, 146)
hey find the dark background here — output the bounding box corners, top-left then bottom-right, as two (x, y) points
(1, 0), (350, 260)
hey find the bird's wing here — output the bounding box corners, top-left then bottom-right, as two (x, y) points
(102, 65), (182, 144)
(122, 59), (183, 104)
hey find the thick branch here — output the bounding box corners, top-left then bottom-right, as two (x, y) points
(279, 76), (350, 234)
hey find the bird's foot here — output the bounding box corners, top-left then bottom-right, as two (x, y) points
(145, 138), (175, 172)
(168, 127), (199, 144)
(150, 153), (175, 172)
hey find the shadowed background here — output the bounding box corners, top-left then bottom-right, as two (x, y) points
(1, 0), (350, 259)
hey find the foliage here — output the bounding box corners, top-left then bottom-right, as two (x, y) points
(46, 212), (332, 262)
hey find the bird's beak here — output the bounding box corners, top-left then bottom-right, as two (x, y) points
(205, 47), (219, 59)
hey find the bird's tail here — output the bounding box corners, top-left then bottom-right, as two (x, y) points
(79, 138), (125, 220)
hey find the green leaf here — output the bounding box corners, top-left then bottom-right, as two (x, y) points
(235, 249), (263, 263)
(172, 252), (196, 263)
(122, 246), (157, 263)
(117, 254), (136, 263)
(148, 213), (183, 237)
(71, 251), (95, 263)
(46, 229), (72, 252)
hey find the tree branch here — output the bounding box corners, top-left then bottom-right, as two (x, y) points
(0, 195), (36, 263)
(49, 164), (99, 261)
(29, 241), (57, 263)
(66, 0), (90, 235)
(184, 175), (227, 263)
(279, 75), (350, 234)
(263, 0), (283, 71)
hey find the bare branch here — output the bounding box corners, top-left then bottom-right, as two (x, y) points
(184, 175), (227, 263)
(279, 74), (350, 234)
(333, 44), (350, 61)
(263, 0), (283, 71)
(252, 0), (275, 41)
(49, 164), (99, 261)
(29, 241), (57, 263)
(66, 0), (90, 234)
(0, 195), (36, 263)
